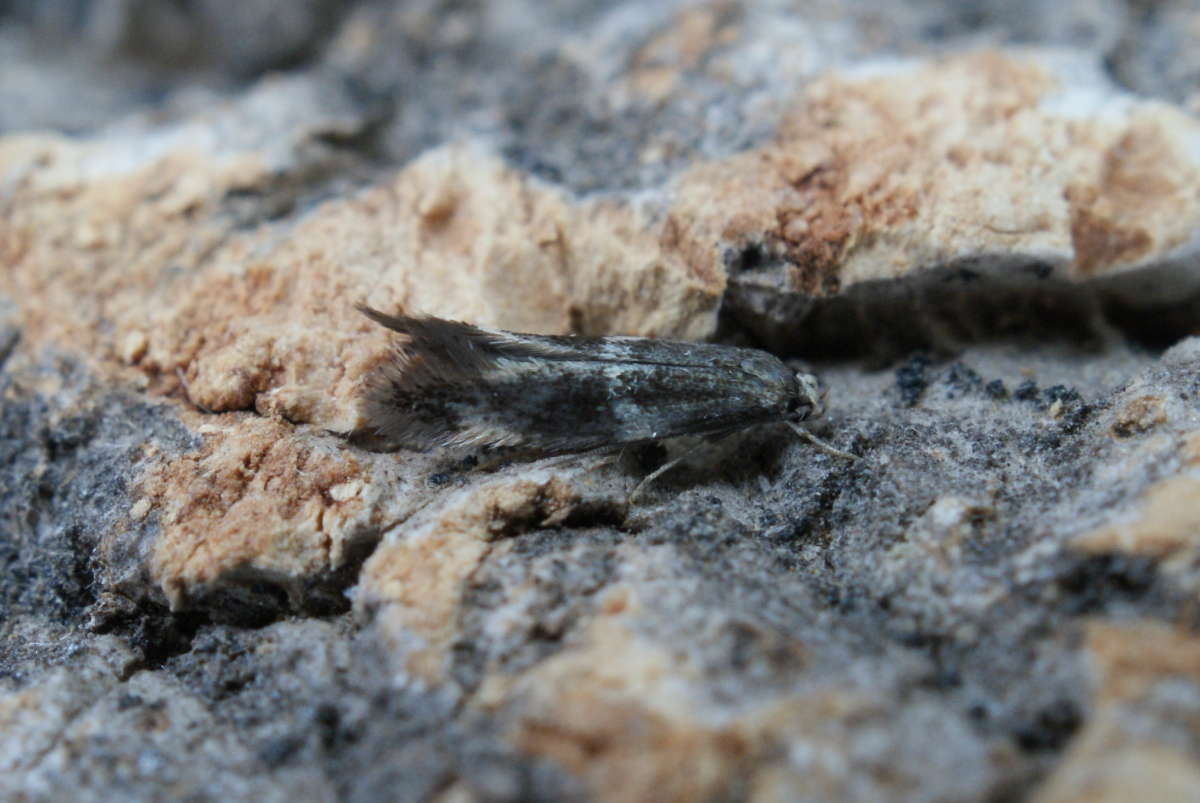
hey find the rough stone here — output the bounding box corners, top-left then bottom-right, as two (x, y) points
(5, 2), (1200, 802)
(1033, 622), (1200, 803)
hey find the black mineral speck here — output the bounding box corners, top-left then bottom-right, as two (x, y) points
(724, 242), (771, 274)
(984, 379), (1008, 400)
(895, 353), (932, 407)
(1013, 380), (1040, 402)
(1041, 385), (1092, 433)
(1041, 385), (1081, 406)
(943, 362), (982, 399)
(1054, 553), (1159, 615)
(313, 702), (342, 749)
(1013, 699), (1082, 752)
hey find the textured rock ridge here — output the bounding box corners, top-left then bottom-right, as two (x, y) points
(4, 2), (1200, 801)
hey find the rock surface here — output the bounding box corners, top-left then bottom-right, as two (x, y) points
(3, 2), (1200, 801)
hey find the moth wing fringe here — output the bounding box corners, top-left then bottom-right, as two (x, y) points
(359, 305), (568, 450)
(357, 305), (578, 387)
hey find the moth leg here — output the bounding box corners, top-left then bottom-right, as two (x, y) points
(627, 455), (684, 503)
(518, 447), (625, 489)
(626, 440), (715, 503)
(591, 446), (626, 469)
(531, 451), (592, 470)
(786, 421), (857, 461)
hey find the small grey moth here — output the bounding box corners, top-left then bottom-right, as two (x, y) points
(357, 305), (853, 465)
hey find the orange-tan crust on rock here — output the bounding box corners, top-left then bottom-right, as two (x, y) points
(357, 470), (590, 682)
(140, 415), (386, 610)
(1032, 622), (1200, 803)
(1, 136), (723, 433)
(671, 50), (1200, 296)
(5, 47), (1200, 629)
(0, 130), (722, 613)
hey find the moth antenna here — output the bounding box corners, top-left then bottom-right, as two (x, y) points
(786, 421), (857, 461)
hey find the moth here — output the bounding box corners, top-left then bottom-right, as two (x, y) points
(357, 306), (853, 489)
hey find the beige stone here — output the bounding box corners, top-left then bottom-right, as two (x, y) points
(1035, 742), (1200, 803)
(1034, 622), (1200, 803)
(507, 603), (753, 803)
(0, 118), (723, 611)
(672, 50), (1200, 298)
(1, 137), (721, 434)
(141, 416), (390, 609)
(1072, 474), (1200, 560)
(1082, 621), (1200, 703)
(357, 466), (606, 682)
(1111, 394), (1167, 437)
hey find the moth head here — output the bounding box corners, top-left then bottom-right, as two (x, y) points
(785, 373), (856, 461)
(790, 372), (826, 421)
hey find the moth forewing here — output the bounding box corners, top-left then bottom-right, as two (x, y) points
(357, 306), (838, 459)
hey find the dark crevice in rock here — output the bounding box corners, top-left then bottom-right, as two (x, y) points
(1101, 293), (1200, 350)
(1048, 552), (1167, 616)
(720, 253), (1196, 363)
(95, 601), (212, 673)
(1012, 698), (1084, 753)
(558, 500), (631, 533)
(217, 81), (393, 234)
(175, 532), (382, 627)
(310, 104), (394, 162)
(185, 582), (297, 629)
